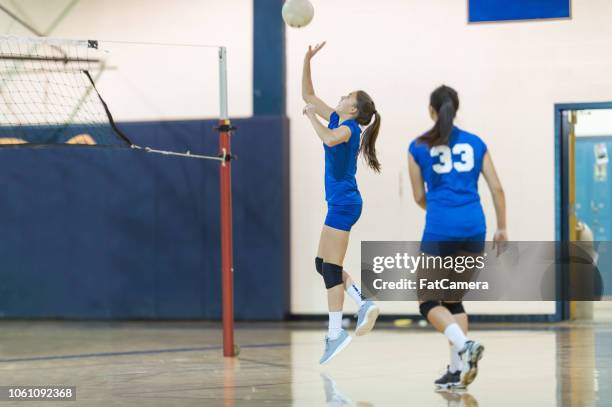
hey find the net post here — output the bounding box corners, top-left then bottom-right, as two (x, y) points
(219, 47), (229, 120)
(218, 46), (235, 357)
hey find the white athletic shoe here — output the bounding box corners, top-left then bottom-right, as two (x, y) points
(355, 301), (379, 336)
(319, 330), (352, 365)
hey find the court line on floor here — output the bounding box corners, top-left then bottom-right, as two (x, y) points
(0, 342), (290, 363)
(237, 357), (292, 369)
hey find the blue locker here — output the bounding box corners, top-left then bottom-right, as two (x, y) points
(575, 136), (612, 296)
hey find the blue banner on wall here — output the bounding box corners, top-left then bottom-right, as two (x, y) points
(469, 0), (571, 22)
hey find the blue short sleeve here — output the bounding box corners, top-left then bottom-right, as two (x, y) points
(328, 112), (359, 143)
(328, 112), (340, 129)
(409, 140), (422, 165)
(480, 137), (488, 155)
(340, 121), (361, 142)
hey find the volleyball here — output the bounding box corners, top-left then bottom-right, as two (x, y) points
(282, 0), (314, 28)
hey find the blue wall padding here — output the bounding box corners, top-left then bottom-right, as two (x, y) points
(0, 116), (290, 320)
(253, 0), (286, 115)
(469, 0), (570, 22)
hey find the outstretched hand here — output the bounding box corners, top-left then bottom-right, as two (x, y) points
(305, 42), (326, 60)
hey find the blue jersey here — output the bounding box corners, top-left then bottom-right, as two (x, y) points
(409, 127), (487, 237)
(324, 112), (362, 205)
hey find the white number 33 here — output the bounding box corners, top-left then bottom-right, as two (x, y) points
(431, 143), (474, 174)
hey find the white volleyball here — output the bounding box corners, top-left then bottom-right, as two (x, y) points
(282, 0), (314, 28)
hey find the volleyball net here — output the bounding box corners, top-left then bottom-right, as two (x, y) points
(0, 35), (237, 356)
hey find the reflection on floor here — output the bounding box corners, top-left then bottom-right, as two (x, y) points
(0, 321), (609, 406)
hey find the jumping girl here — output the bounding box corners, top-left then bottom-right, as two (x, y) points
(302, 42), (382, 364)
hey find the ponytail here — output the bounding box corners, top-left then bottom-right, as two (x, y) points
(355, 90), (381, 173)
(419, 85), (459, 148)
(360, 111), (381, 173)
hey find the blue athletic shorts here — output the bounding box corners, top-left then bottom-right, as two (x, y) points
(420, 231), (486, 256)
(324, 204), (362, 231)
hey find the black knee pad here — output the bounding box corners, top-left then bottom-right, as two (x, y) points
(442, 302), (465, 315)
(419, 301), (441, 319)
(322, 262), (343, 289)
(315, 257), (323, 277)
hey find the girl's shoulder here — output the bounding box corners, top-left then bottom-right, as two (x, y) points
(454, 127), (487, 151)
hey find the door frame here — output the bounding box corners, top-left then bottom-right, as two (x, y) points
(555, 102), (612, 320)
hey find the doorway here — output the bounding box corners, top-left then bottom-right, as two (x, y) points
(556, 103), (612, 321)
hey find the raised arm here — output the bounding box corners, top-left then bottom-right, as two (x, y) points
(481, 151), (508, 250)
(303, 104), (351, 147)
(302, 42), (334, 121)
(408, 154), (427, 210)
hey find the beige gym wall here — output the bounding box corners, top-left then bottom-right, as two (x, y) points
(287, 0), (612, 315)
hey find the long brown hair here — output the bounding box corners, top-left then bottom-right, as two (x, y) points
(419, 85), (459, 148)
(354, 90), (381, 172)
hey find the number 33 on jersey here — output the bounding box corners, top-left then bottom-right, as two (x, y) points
(408, 127), (488, 237)
(430, 143), (474, 174)
(408, 127), (487, 201)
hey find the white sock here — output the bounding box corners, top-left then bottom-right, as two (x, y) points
(328, 312), (343, 339)
(346, 283), (365, 307)
(443, 323), (467, 350)
(449, 344), (463, 373)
